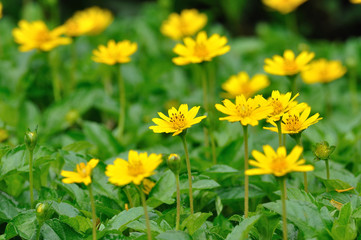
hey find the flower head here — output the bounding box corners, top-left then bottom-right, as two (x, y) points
(64, 6), (113, 37)
(161, 9), (207, 40)
(222, 72), (270, 99)
(12, 20), (72, 52)
(245, 145), (314, 177)
(264, 106), (322, 134)
(264, 50), (314, 76)
(61, 159), (99, 186)
(266, 90), (301, 122)
(301, 59), (347, 84)
(149, 104), (206, 136)
(215, 95), (273, 126)
(350, 0), (361, 3)
(262, 0), (308, 14)
(172, 31), (230, 65)
(313, 141), (335, 160)
(106, 150), (162, 186)
(92, 40), (137, 65)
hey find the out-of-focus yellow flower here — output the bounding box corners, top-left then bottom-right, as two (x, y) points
(64, 6), (113, 36)
(0, 128), (9, 142)
(142, 179), (156, 195)
(350, 0), (361, 4)
(161, 9), (207, 40)
(246, 145), (314, 177)
(215, 95), (272, 126)
(0, 2), (3, 19)
(265, 90), (300, 122)
(12, 20), (72, 52)
(172, 31), (230, 65)
(61, 159), (99, 186)
(92, 40), (137, 65)
(264, 50), (314, 76)
(222, 72), (270, 99)
(106, 150), (162, 186)
(301, 59), (347, 84)
(262, 0), (308, 14)
(149, 104), (206, 136)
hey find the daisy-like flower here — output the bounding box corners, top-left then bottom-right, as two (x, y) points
(172, 31), (230, 66)
(262, 0), (308, 14)
(264, 50), (314, 76)
(245, 145), (314, 177)
(161, 9), (207, 40)
(12, 20), (72, 52)
(264, 106), (322, 134)
(61, 159), (99, 186)
(106, 150), (162, 186)
(301, 59), (347, 84)
(350, 0), (361, 3)
(149, 104), (206, 136)
(215, 95), (273, 126)
(266, 90), (301, 122)
(64, 6), (113, 37)
(92, 40), (137, 65)
(222, 72), (270, 99)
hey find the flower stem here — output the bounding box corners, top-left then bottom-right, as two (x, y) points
(138, 185), (152, 240)
(117, 65), (126, 142)
(123, 186), (134, 208)
(243, 125), (249, 218)
(325, 159), (330, 180)
(294, 133), (308, 192)
(175, 173), (181, 230)
(48, 51), (61, 102)
(29, 150), (34, 208)
(88, 185), (97, 240)
(180, 134), (194, 214)
(287, 74), (298, 95)
(276, 120), (283, 147)
(280, 177), (288, 240)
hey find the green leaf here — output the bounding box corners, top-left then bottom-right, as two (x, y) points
(204, 165), (238, 174)
(180, 176), (220, 192)
(50, 201), (81, 218)
(331, 202), (357, 240)
(156, 231), (192, 240)
(59, 215), (92, 234)
(254, 211), (279, 240)
(62, 141), (94, 153)
(225, 215), (261, 240)
(127, 219), (163, 234)
(105, 207), (145, 232)
(180, 212), (212, 235)
(41, 219), (83, 240)
(4, 210), (37, 240)
(287, 188), (315, 203)
(0, 192), (19, 223)
(147, 170), (176, 208)
(322, 179), (354, 192)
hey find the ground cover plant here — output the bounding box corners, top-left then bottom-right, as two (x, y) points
(1, 0), (361, 239)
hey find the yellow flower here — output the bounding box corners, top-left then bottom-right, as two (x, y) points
(92, 40), (138, 65)
(222, 72), (270, 99)
(61, 159), (99, 186)
(264, 107), (322, 134)
(215, 95), (273, 126)
(149, 104), (206, 136)
(161, 9), (207, 40)
(0, 128), (8, 142)
(350, 0), (361, 3)
(64, 6), (113, 36)
(245, 145), (314, 177)
(0, 2), (3, 19)
(266, 90), (300, 122)
(12, 20), (72, 52)
(106, 150), (162, 186)
(264, 50), (314, 76)
(172, 31), (230, 66)
(142, 179), (156, 195)
(262, 0), (308, 14)
(301, 59), (347, 84)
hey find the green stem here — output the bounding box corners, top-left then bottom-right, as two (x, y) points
(207, 63), (217, 165)
(200, 65), (209, 113)
(29, 150), (34, 208)
(175, 173), (181, 231)
(287, 74), (298, 94)
(243, 125), (249, 218)
(285, 12), (298, 35)
(180, 134), (194, 214)
(117, 65), (126, 142)
(276, 120), (283, 147)
(325, 159), (330, 180)
(123, 186), (134, 208)
(137, 185), (152, 240)
(295, 134), (308, 192)
(280, 177), (288, 240)
(48, 51), (61, 102)
(88, 185), (97, 240)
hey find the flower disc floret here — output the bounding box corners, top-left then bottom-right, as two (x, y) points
(301, 59), (347, 84)
(61, 159), (99, 186)
(92, 40), (137, 65)
(266, 90), (300, 121)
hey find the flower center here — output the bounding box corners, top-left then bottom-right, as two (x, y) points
(271, 157), (288, 173)
(284, 114), (302, 131)
(128, 160), (145, 176)
(35, 29), (51, 43)
(270, 98), (284, 115)
(77, 163), (88, 178)
(235, 104), (254, 118)
(169, 112), (186, 129)
(194, 43), (209, 58)
(283, 60), (298, 74)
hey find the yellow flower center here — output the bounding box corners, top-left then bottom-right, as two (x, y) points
(35, 29), (51, 43)
(194, 43), (209, 58)
(270, 98), (284, 115)
(284, 114), (302, 131)
(283, 60), (298, 74)
(271, 157), (288, 174)
(169, 112), (186, 129)
(77, 163), (88, 178)
(128, 160), (145, 176)
(235, 104), (254, 118)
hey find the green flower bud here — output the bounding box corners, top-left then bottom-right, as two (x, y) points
(167, 154), (181, 175)
(25, 127), (38, 152)
(65, 109), (80, 126)
(313, 141), (335, 160)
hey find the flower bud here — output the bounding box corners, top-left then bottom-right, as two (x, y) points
(313, 141), (335, 160)
(65, 109), (80, 126)
(25, 127), (38, 151)
(167, 153), (181, 175)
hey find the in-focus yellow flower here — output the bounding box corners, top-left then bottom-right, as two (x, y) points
(142, 179), (156, 195)
(172, 31), (230, 66)
(264, 50), (314, 76)
(149, 104), (206, 136)
(12, 20), (72, 52)
(301, 59), (347, 84)
(161, 9), (207, 40)
(64, 6), (113, 36)
(222, 72), (270, 99)
(92, 40), (137, 65)
(265, 90), (300, 122)
(61, 159), (99, 186)
(245, 145), (314, 177)
(264, 107), (322, 134)
(106, 150), (162, 186)
(262, 0), (308, 14)
(215, 95), (273, 126)
(350, 0), (361, 4)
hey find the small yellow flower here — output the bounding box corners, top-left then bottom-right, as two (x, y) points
(215, 95), (273, 126)
(92, 40), (138, 65)
(264, 107), (322, 134)
(265, 90), (300, 122)
(301, 59), (347, 84)
(262, 0), (308, 14)
(106, 150), (162, 186)
(161, 9), (207, 40)
(142, 179), (156, 195)
(350, 0), (361, 4)
(245, 145), (314, 177)
(172, 31), (230, 66)
(64, 6), (113, 36)
(61, 159), (99, 186)
(12, 20), (72, 52)
(149, 104), (206, 136)
(264, 50), (315, 76)
(222, 72), (270, 99)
